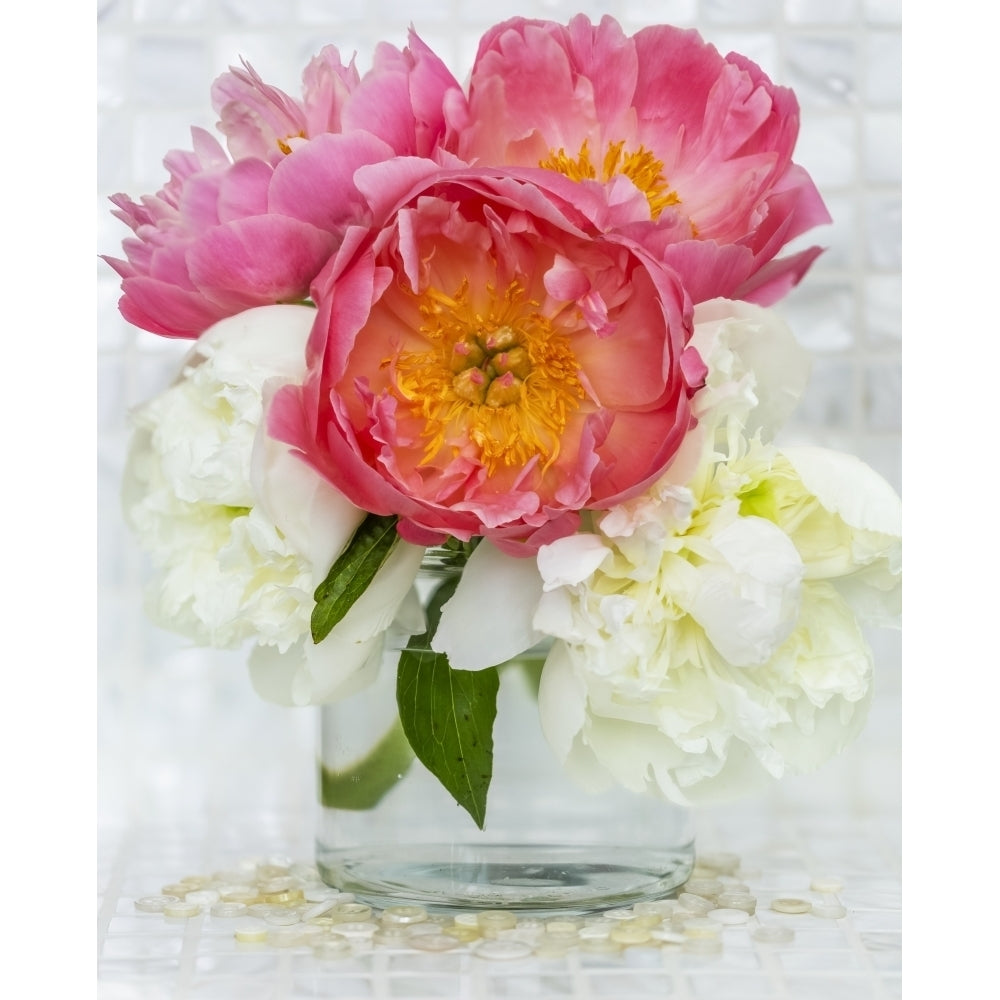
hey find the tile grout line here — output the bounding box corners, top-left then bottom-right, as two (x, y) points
(97, 826), (134, 957)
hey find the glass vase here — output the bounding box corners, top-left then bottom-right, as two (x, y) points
(316, 556), (695, 914)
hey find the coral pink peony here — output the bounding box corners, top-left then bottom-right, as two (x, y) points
(454, 15), (830, 305)
(104, 32), (465, 339)
(269, 163), (704, 553)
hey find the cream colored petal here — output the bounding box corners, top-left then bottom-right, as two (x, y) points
(432, 541), (545, 669)
(781, 445), (901, 537)
(537, 642), (590, 764)
(687, 516), (804, 666)
(247, 632), (382, 707)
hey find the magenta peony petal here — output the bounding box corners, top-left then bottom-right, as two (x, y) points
(212, 58), (307, 163)
(117, 277), (230, 338)
(187, 216), (338, 307)
(267, 131), (396, 232)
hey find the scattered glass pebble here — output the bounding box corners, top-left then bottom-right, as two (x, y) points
(233, 918), (268, 943)
(382, 904), (428, 925)
(579, 921), (614, 939)
(219, 886), (258, 904)
(684, 878), (724, 899)
(134, 895), (179, 913)
(810, 875), (845, 893)
(373, 926), (411, 946)
(444, 924), (483, 943)
(649, 927), (687, 944)
(515, 917), (546, 932)
(329, 902), (372, 922)
(410, 932), (461, 952)
(259, 876), (298, 894)
(770, 897), (812, 914)
(330, 920), (379, 939)
(609, 924), (652, 945)
(130, 847), (841, 963)
(707, 907), (750, 926)
(545, 918), (581, 934)
(633, 899), (676, 918)
(302, 898), (339, 921)
(473, 939), (533, 960)
(678, 893), (715, 915)
(477, 910), (517, 932)
(680, 916), (723, 938)
(184, 889), (220, 906)
(303, 886), (342, 903)
(716, 891), (757, 913)
(399, 921), (444, 937)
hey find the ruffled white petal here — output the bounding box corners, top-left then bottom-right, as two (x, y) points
(781, 445), (902, 538)
(690, 298), (811, 441)
(432, 540), (545, 669)
(686, 516), (804, 666)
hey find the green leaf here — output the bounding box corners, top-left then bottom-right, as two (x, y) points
(318, 717), (415, 810)
(396, 576), (499, 830)
(311, 514), (399, 643)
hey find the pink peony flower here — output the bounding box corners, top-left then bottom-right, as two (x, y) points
(453, 15), (831, 306)
(104, 32), (466, 339)
(269, 162), (704, 554)
(212, 32), (464, 163)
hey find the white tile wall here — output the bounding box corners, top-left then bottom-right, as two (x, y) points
(96, 0), (901, 852)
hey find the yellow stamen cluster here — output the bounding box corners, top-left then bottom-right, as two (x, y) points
(390, 279), (585, 474)
(277, 131), (306, 155)
(540, 138), (681, 219)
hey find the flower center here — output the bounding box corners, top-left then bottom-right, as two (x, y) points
(277, 131), (306, 155)
(540, 139), (681, 220)
(390, 278), (585, 474)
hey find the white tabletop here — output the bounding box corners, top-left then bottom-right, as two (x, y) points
(97, 687), (900, 999)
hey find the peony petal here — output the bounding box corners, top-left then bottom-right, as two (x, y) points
(687, 516), (804, 666)
(248, 633), (381, 707)
(432, 540), (546, 669)
(188, 216), (339, 306)
(537, 534), (610, 590)
(781, 446), (901, 538)
(251, 425), (366, 584)
(690, 298), (811, 440)
(537, 641), (589, 764)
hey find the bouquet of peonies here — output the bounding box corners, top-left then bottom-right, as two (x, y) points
(107, 15), (901, 823)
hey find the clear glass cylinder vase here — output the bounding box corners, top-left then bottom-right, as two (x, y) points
(316, 558), (695, 914)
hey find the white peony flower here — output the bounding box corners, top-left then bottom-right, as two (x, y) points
(534, 425), (900, 805)
(122, 304), (425, 706)
(687, 298), (811, 442)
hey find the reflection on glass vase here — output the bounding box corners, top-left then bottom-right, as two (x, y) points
(316, 561), (695, 914)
